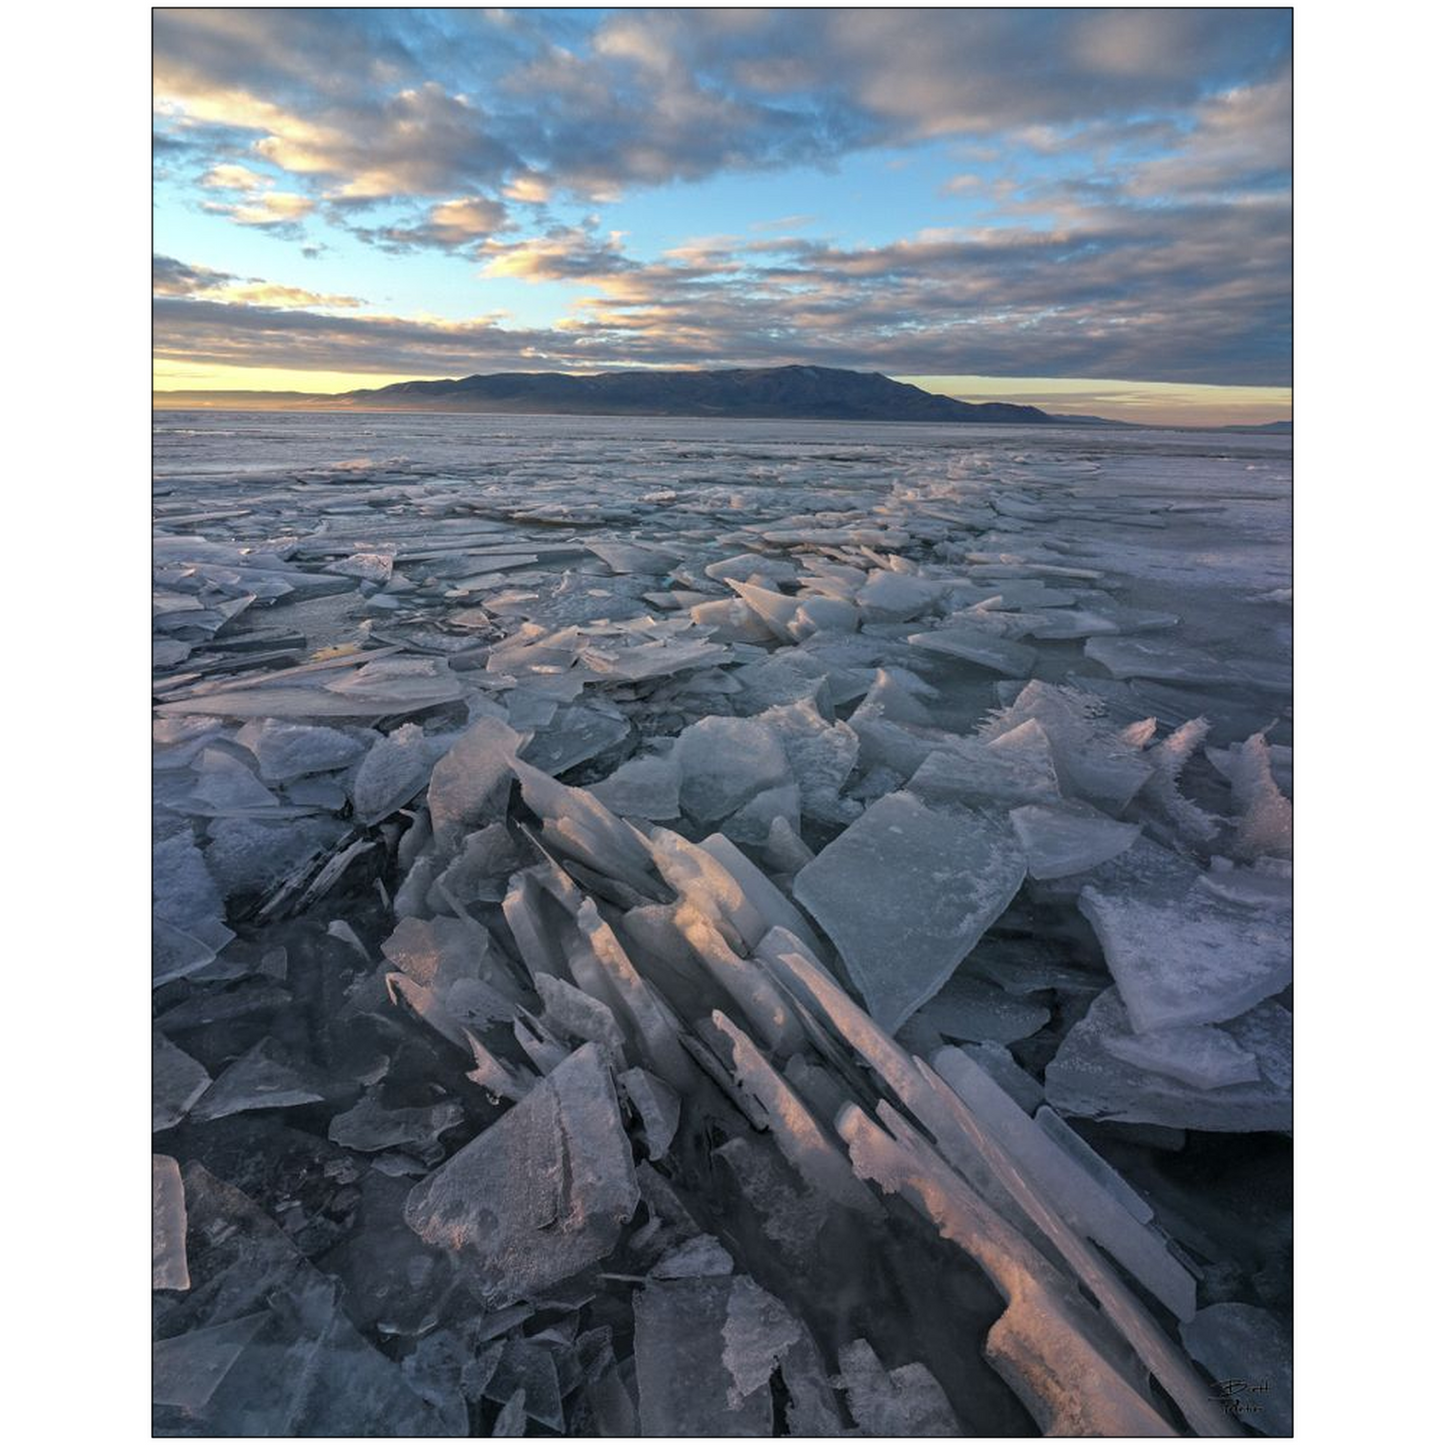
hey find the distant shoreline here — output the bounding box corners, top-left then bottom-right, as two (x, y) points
(150, 398), (1290, 438)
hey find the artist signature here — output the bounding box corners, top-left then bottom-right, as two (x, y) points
(1210, 1379), (1271, 1417)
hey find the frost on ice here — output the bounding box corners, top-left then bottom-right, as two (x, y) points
(152, 414), (1292, 1435)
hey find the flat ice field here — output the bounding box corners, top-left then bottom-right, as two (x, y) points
(152, 412), (1293, 1436)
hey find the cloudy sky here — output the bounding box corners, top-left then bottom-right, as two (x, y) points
(152, 6), (1292, 424)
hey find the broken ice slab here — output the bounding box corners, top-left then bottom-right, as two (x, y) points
(328, 551), (395, 583)
(650, 1233), (734, 1280)
(633, 1277), (778, 1434)
(1102, 1019), (1262, 1089)
(535, 972), (628, 1067)
(1180, 1303), (1293, 1435)
(153, 831), (235, 984)
(153, 1313), (268, 1410)
(328, 1093), (465, 1154)
(710, 1010), (883, 1217)
(404, 1043), (639, 1304)
(619, 1067), (681, 1160)
(1008, 803), (1141, 879)
(430, 822), (523, 909)
(906, 721), (1062, 812)
(1085, 634), (1291, 693)
(427, 714), (524, 846)
(189, 1038), (330, 1122)
(1033, 1106), (1154, 1223)
(957, 1040), (1045, 1113)
(351, 723), (436, 825)
(978, 681), (1153, 814)
(482, 1340), (564, 1431)
(1045, 988), (1291, 1131)
(836, 1105), (1179, 1436)
(903, 973), (1051, 1047)
(153, 1030), (212, 1131)
(512, 759), (663, 900)
(856, 570), (944, 622)
(679, 912), (806, 1054)
(234, 718), (367, 782)
(725, 577), (802, 641)
(520, 702), (630, 776)
(757, 696), (861, 824)
(1223, 732), (1294, 859)
(675, 714), (792, 824)
(907, 622), (1038, 676)
(381, 915), (491, 991)
(930, 1046), (1196, 1321)
(587, 747), (681, 820)
(153, 1154), (190, 1291)
(648, 826), (824, 959)
(154, 1164), (453, 1435)
(185, 747), (281, 815)
(1080, 881), (1291, 1032)
(833, 1338), (961, 1436)
(793, 791), (1025, 1033)
(205, 816), (349, 902)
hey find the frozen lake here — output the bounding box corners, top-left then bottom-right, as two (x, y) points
(153, 410), (1293, 1435)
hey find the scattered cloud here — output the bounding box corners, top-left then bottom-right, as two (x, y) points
(152, 255), (363, 310)
(152, 9), (1292, 388)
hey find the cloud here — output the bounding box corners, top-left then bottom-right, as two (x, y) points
(152, 255), (363, 310)
(202, 190), (315, 229)
(152, 255), (236, 297)
(200, 163), (272, 191)
(349, 196), (511, 252)
(153, 9), (1291, 221)
(151, 160), (1290, 388)
(152, 10), (1291, 385)
(478, 226), (634, 281)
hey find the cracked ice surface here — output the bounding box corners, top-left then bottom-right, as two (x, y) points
(153, 413), (1291, 1435)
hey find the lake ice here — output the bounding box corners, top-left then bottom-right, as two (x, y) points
(153, 411), (1292, 1435)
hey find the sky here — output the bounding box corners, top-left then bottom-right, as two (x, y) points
(152, 6), (1293, 426)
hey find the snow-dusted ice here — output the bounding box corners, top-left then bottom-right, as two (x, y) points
(153, 412), (1291, 1436)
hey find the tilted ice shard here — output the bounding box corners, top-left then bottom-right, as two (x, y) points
(190, 1038), (329, 1121)
(152, 1314), (269, 1410)
(675, 714), (792, 824)
(427, 715), (524, 846)
(1227, 731), (1294, 859)
(907, 622), (1038, 676)
(1046, 988), (1291, 1131)
(1008, 803), (1141, 879)
(536, 972), (629, 1068)
(978, 681), (1153, 813)
(1101, 1019), (1262, 1089)
(404, 1043), (639, 1304)
(1079, 881), (1292, 1031)
(633, 1278), (774, 1435)
(837, 1105), (1177, 1436)
(710, 1009), (884, 1217)
(587, 747), (682, 820)
(677, 908), (805, 1054)
(153, 1030), (212, 1131)
(351, 723), (435, 825)
(235, 718), (367, 782)
(793, 791), (1025, 1033)
(906, 722), (1062, 812)
(619, 1066), (681, 1160)
(153, 1154), (190, 1291)
(929, 1046), (1196, 1320)
(833, 1338), (961, 1436)
(756, 939), (1229, 1434)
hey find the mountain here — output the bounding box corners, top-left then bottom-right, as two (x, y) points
(155, 365), (1054, 424)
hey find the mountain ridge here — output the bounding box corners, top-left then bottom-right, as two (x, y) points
(153, 364), (1054, 424)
